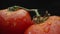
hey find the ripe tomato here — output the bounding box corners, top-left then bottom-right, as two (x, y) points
(0, 6), (33, 34)
(24, 16), (60, 34)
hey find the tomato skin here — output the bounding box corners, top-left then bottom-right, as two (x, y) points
(24, 16), (60, 34)
(0, 9), (33, 34)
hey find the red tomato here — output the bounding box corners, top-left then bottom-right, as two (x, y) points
(24, 16), (60, 34)
(0, 6), (33, 34)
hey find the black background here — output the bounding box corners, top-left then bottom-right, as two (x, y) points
(0, 0), (60, 17)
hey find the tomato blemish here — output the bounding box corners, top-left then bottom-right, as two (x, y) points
(43, 27), (50, 33)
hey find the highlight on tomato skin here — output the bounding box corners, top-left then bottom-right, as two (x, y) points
(24, 16), (60, 34)
(0, 6), (34, 34)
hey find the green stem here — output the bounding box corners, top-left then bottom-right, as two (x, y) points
(34, 9), (40, 16)
(8, 5), (40, 16)
(8, 6), (50, 24)
(30, 9), (40, 16)
(9, 6), (40, 16)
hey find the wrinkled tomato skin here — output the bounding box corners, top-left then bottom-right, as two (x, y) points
(24, 16), (60, 34)
(0, 9), (33, 34)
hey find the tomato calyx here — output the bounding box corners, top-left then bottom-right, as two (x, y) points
(8, 6), (20, 11)
(33, 10), (50, 24)
(8, 6), (30, 11)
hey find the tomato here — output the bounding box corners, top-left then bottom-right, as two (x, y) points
(0, 6), (33, 34)
(24, 16), (60, 34)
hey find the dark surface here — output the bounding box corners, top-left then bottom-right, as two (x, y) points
(0, 0), (60, 17)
